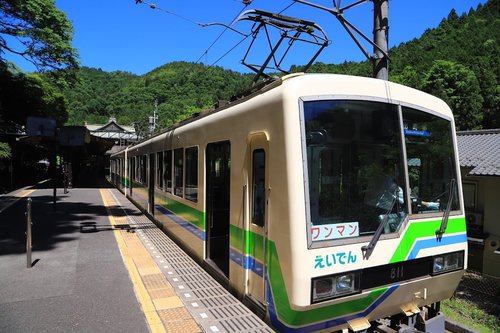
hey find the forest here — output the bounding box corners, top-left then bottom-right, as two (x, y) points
(1, 0), (499, 136)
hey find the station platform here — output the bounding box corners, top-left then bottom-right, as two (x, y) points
(0, 180), (273, 333)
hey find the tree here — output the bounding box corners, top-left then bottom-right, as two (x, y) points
(0, 63), (68, 125)
(391, 65), (421, 89)
(0, 0), (78, 72)
(421, 60), (484, 131)
(0, 142), (11, 159)
(0, 0), (78, 127)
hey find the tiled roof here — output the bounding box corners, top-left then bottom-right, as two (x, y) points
(457, 129), (500, 176)
(85, 121), (135, 133)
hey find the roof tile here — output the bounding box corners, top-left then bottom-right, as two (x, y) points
(457, 129), (500, 176)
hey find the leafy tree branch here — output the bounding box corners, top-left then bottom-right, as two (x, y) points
(0, 0), (78, 72)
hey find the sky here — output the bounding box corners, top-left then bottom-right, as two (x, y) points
(7, 0), (487, 75)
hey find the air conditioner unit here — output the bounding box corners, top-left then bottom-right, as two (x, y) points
(466, 212), (483, 226)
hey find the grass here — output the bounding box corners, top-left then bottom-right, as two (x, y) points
(441, 297), (500, 333)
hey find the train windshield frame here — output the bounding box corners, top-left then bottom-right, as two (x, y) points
(300, 97), (459, 248)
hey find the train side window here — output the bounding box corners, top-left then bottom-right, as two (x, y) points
(174, 148), (184, 197)
(137, 157), (140, 183)
(156, 151), (163, 190)
(141, 155), (147, 184)
(129, 157), (134, 184)
(136, 156), (139, 182)
(164, 150), (172, 193)
(135, 156), (139, 182)
(252, 149), (266, 227)
(185, 147), (198, 202)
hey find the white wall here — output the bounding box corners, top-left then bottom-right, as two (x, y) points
(463, 174), (500, 277)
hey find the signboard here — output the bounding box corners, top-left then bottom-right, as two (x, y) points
(60, 126), (91, 146)
(311, 222), (360, 241)
(26, 117), (56, 137)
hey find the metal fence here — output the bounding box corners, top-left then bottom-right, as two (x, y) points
(454, 270), (500, 317)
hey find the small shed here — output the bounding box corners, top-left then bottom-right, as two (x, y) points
(457, 129), (500, 277)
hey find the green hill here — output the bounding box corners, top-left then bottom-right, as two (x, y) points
(64, 63), (252, 133)
(63, 0), (498, 130)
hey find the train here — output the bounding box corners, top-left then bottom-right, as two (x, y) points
(110, 73), (467, 333)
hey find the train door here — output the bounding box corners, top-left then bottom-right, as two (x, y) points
(205, 141), (231, 277)
(149, 153), (155, 215)
(246, 133), (268, 306)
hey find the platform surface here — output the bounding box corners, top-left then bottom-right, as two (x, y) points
(0, 180), (272, 333)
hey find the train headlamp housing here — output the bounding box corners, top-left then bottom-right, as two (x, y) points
(311, 271), (361, 303)
(431, 251), (464, 275)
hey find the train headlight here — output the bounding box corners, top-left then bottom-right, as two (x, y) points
(432, 251), (464, 275)
(312, 271), (360, 303)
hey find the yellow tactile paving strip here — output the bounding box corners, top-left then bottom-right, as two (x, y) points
(0, 189), (35, 213)
(16, 189), (35, 198)
(100, 189), (202, 333)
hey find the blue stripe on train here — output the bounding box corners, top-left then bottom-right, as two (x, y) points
(229, 248), (264, 277)
(407, 233), (467, 260)
(154, 204), (206, 241)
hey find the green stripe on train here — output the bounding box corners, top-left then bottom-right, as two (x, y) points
(389, 216), (466, 263)
(267, 241), (388, 326)
(228, 227), (389, 325)
(123, 176), (205, 230)
(118, 175), (130, 187)
(130, 179), (145, 189)
(230, 225), (265, 262)
(154, 191), (205, 230)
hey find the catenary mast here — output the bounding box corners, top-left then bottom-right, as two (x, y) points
(373, 0), (389, 80)
(294, 0), (390, 80)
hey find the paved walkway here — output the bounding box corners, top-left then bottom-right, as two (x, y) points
(0, 181), (272, 333)
(0, 184), (148, 332)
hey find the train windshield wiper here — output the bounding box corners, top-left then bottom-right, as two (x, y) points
(436, 178), (456, 239)
(362, 188), (400, 257)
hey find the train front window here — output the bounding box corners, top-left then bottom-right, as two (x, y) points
(402, 107), (459, 214)
(302, 100), (408, 242)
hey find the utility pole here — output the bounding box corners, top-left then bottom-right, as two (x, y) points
(149, 99), (158, 134)
(293, 0), (390, 80)
(373, 0), (389, 80)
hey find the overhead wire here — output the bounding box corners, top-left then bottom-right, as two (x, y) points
(135, 0), (201, 27)
(279, 1), (298, 14)
(135, 0), (253, 66)
(206, 0), (299, 67)
(210, 35), (250, 67)
(195, 1), (253, 65)
(135, 0), (301, 68)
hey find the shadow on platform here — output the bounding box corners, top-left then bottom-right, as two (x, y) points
(0, 177), (140, 257)
(32, 174), (114, 190)
(79, 221), (158, 233)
